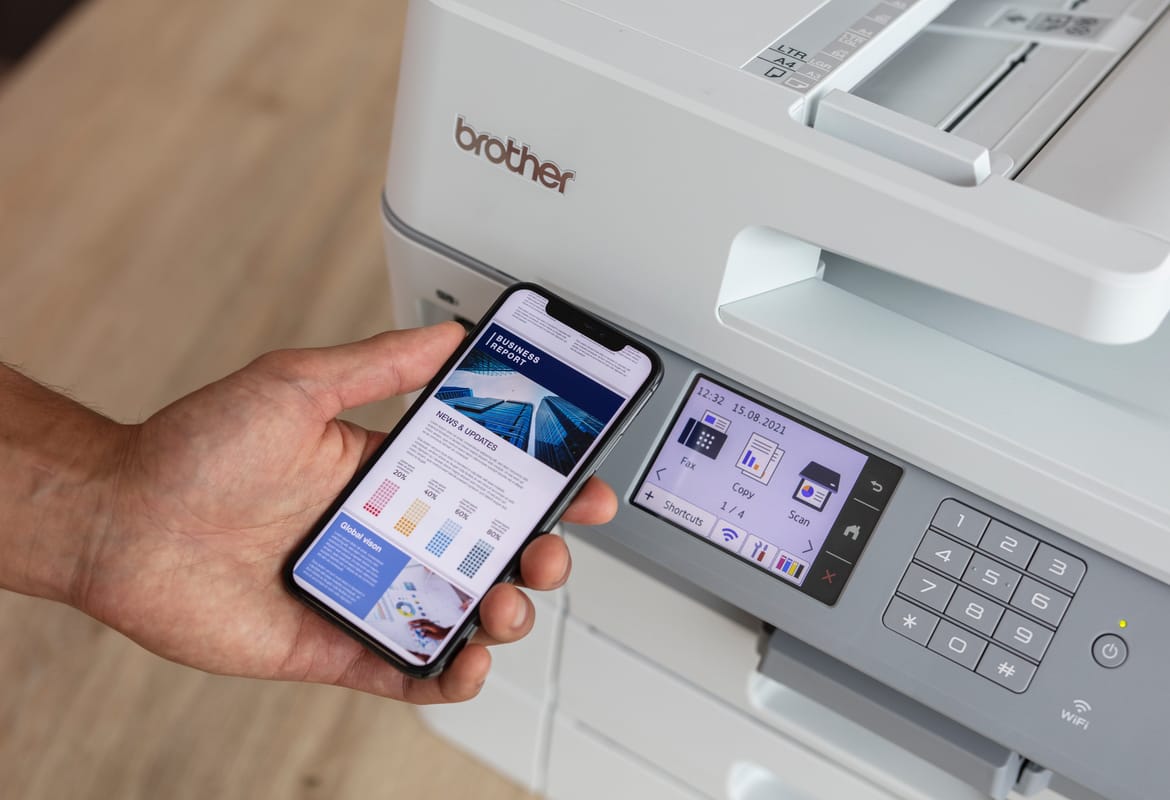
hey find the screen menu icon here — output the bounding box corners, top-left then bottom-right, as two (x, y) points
(793, 462), (841, 511)
(678, 416), (728, 458)
(738, 432), (784, 485)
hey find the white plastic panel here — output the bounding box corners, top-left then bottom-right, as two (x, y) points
(382, 210), (505, 331)
(557, 617), (899, 800)
(416, 673), (548, 793)
(566, 534), (1007, 800)
(546, 715), (706, 800)
(559, 0), (830, 66)
(949, 45), (1083, 162)
(486, 585), (564, 698)
(852, 30), (1026, 127)
(1020, 11), (1170, 240)
(566, 532), (764, 711)
(813, 89), (990, 185)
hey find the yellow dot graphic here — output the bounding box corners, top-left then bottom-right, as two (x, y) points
(1119, 619), (1128, 629)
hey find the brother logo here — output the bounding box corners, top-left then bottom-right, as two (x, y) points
(454, 116), (576, 195)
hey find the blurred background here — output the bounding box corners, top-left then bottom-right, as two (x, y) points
(0, 0), (531, 796)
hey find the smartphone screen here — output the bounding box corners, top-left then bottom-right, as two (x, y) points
(288, 286), (657, 669)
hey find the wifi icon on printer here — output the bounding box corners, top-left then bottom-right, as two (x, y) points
(713, 521), (748, 553)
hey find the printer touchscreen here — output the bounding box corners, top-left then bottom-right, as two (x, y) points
(633, 376), (902, 605)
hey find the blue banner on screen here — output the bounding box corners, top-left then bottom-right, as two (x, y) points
(293, 513), (411, 618)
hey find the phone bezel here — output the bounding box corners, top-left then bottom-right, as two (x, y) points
(282, 282), (663, 678)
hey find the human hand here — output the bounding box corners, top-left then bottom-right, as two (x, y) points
(72, 323), (617, 703)
(408, 619), (452, 641)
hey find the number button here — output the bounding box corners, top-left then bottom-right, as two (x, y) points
(993, 610), (1053, 661)
(979, 521), (1038, 570)
(915, 530), (973, 579)
(1028, 543), (1086, 593)
(928, 620), (987, 670)
(945, 586), (1004, 636)
(931, 500), (990, 545)
(964, 553), (1021, 603)
(1011, 576), (1071, 626)
(897, 563), (957, 612)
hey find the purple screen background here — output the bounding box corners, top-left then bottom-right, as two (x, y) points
(634, 376), (868, 564)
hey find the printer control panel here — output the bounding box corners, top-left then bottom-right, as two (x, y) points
(631, 375), (903, 605)
(595, 344), (1170, 800)
(884, 499), (1086, 693)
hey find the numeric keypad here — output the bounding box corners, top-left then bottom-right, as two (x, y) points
(885, 499), (1083, 693)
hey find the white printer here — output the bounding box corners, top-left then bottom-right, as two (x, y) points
(380, 1), (1170, 798)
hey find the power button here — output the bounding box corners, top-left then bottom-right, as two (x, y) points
(1092, 634), (1128, 668)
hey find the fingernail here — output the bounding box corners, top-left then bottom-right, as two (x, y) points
(512, 598), (530, 630)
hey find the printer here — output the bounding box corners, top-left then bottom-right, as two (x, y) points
(380, 1), (1170, 798)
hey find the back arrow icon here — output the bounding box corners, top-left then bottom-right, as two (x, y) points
(870, 481), (884, 493)
(656, 468), (666, 480)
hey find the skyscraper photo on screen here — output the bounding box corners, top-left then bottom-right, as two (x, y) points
(436, 324), (621, 476)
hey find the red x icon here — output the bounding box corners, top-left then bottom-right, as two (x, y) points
(821, 569), (837, 584)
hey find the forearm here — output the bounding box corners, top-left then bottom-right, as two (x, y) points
(0, 365), (131, 606)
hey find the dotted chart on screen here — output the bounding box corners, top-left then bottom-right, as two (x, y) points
(458, 540), (494, 578)
(426, 519), (463, 557)
(363, 479), (399, 516)
(394, 499), (431, 536)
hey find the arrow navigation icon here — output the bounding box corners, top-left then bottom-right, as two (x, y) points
(802, 539), (814, 554)
(655, 468), (666, 480)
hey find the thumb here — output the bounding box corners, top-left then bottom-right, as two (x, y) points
(258, 322), (466, 419)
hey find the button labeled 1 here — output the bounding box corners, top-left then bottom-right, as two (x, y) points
(932, 500), (990, 545)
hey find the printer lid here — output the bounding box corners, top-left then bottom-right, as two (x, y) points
(528, 0), (1170, 345)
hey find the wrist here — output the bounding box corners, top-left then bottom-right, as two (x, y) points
(0, 366), (136, 608)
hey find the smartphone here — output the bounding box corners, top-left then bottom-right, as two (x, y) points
(284, 283), (662, 677)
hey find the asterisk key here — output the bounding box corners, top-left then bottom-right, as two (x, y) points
(902, 614), (917, 629)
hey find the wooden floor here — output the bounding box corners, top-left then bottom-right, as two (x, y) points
(0, 1), (533, 797)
